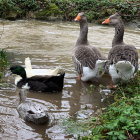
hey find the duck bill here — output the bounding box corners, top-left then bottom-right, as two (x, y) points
(5, 70), (12, 77)
(102, 18), (110, 24)
(74, 15), (81, 21)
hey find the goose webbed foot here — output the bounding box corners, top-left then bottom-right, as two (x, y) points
(107, 81), (118, 89)
(76, 74), (82, 81)
(107, 84), (117, 89)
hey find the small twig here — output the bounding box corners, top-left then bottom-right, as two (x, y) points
(126, 130), (134, 139)
(126, 0), (140, 4)
(126, 0), (140, 6)
(0, 22), (4, 40)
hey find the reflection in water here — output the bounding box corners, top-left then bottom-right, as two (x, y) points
(0, 20), (139, 139)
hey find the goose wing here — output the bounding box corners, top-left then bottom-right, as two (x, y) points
(73, 46), (101, 74)
(108, 45), (138, 71)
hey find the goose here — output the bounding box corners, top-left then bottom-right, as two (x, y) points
(25, 57), (60, 78)
(10, 65), (65, 92)
(102, 13), (138, 84)
(17, 88), (49, 124)
(72, 12), (107, 82)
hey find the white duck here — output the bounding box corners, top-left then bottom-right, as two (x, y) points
(13, 57), (61, 87)
(25, 57), (60, 78)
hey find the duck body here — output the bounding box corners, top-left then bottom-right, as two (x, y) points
(73, 12), (106, 82)
(16, 74), (65, 92)
(10, 65), (65, 92)
(25, 57), (60, 78)
(18, 89), (49, 124)
(18, 101), (49, 124)
(102, 13), (138, 84)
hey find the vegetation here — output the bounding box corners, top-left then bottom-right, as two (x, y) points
(62, 72), (140, 140)
(0, 0), (40, 19)
(0, 49), (9, 79)
(0, 0), (139, 22)
(80, 72), (140, 140)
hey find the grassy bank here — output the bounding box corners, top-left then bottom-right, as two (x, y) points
(80, 72), (140, 140)
(0, 0), (139, 23)
(61, 72), (140, 140)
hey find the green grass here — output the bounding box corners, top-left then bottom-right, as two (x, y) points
(62, 118), (91, 137)
(80, 71), (140, 140)
(0, 49), (9, 79)
(81, 97), (140, 140)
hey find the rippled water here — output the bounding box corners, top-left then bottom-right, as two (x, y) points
(0, 20), (139, 140)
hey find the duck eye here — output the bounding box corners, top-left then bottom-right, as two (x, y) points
(28, 110), (35, 114)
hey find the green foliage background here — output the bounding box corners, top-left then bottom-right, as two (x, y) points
(0, 0), (139, 22)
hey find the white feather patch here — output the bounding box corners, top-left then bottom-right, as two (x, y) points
(81, 59), (107, 81)
(25, 57), (60, 77)
(81, 67), (97, 81)
(109, 64), (119, 79)
(15, 75), (22, 85)
(22, 83), (30, 89)
(109, 61), (135, 81)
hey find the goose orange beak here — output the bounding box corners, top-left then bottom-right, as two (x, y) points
(102, 18), (110, 24)
(74, 15), (81, 21)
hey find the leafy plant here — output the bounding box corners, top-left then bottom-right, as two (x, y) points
(0, 0), (139, 22)
(80, 72), (140, 140)
(35, 2), (60, 19)
(0, 49), (9, 71)
(0, 49), (9, 79)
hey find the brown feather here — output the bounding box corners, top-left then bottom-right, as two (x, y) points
(73, 45), (104, 74)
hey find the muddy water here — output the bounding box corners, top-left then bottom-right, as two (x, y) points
(0, 20), (139, 140)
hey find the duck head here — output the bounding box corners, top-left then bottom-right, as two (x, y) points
(10, 65), (27, 79)
(102, 13), (122, 25)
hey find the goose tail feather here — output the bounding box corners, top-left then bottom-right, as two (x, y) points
(115, 61), (135, 81)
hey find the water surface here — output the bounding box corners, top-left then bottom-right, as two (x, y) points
(0, 20), (139, 140)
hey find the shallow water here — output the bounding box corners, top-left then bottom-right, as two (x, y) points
(0, 20), (139, 140)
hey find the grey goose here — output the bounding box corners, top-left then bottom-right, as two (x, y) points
(102, 13), (138, 84)
(72, 12), (107, 82)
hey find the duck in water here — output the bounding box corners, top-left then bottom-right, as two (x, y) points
(9, 65), (65, 92)
(18, 89), (49, 124)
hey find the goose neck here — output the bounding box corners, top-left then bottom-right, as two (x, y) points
(112, 21), (124, 47)
(76, 20), (88, 46)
